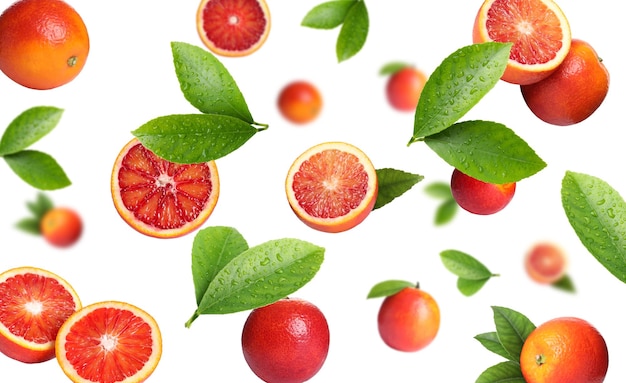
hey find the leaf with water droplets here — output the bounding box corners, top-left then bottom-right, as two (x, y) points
(336, 0), (368, 62)
(409, 42), (511, 143)
(171, 41), (253, 123)
(561, 171), (626, 284)
(192, 238), (324, 318)
(132, 113), (259, 163)
(0, 106), (63, 156)
(425, 120), (546, 183)
(373, 168), (423, 210)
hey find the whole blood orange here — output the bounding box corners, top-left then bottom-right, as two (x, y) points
(277, 80), (323, 124)
(385, 66), (428, 112)
(111, 138), (220, 239)
(0, 266), (81, 363)
(472, 0), (571, 85)
(242, 298), (330, 383)
(285, 141), (378, 233)
(40, 207), (83, 248)
(520, 317), (609, 383)
(0, 0), (89, 90)
(524, 242), (568, 284)
(450, 168), (516, 215)
(196, 0), (270, 57)
(56, 301), (162, 383)
(521, 39), (610, 126)
(377, 286), (440, 352)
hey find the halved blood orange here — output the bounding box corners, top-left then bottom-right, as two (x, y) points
(472, 0), (572, 85)
(0, 266), (81, 363)
(55, 301), (162, 383)
(196, 0), (271, 57)
(111, 138), (220, 239)
(285, 142), (378, 233)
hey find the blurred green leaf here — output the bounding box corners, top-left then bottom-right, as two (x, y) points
(424, 181), (452, 199)
(434, 198), (458, 226)
(366, 279), (414, 299)
(551, 274), (576, 293)
(379, 62), (411, 76)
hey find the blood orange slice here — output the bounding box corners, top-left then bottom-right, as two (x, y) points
(472, 0), (572, 85)
(55, 301), (162, 383)
(285, 142), (378, 233)
(111, 138), (220, 239)
(0, 266), (81, 363)
(196, 0), (271, 57)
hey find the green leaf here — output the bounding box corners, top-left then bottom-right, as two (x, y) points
(373, 168), (423, 210)
(561, 171), (626, 284)
(191, 226), (249, 306)
(552, 274), (576, 293)
(4, 150), (71, 190)
(132, 113), (260, 163)
(440, 249), (494, 280)
(15, 217), (41, 235)
(492, 306), (535, 362)
(366, 280), (414, 299)
(27, 193), (54, 219)
(424, 181), (452, 199)
(434, 198), (458, 226)
(474, 332), (514, 360)
(193, 238), (324, 316)
(379, 62), (411, 76)
(475, 361), (525, 383)
(301, 0), (356, 29)
(171, 41), (253, 123)
(0, 106), (63, 156)
(457, 277), (489, 296)
(410, 42), (511, 143)
(336, 0), (368, 62)
(425, 120), (547, 184)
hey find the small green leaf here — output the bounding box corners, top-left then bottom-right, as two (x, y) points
(336, 0), (368, 62)
(191, 226), (249, 306)
(410, 42), (511, 143)
(561, 171), (626, 284)
(425, 120), (547, 183)
(0, 106), (64, 156)
(492, 306), (536, 362)
(552, 274), (576, 293)
(301, 0), (356, 29)
(193, 238), (324, 317)
(132, 114), (260, 163)
(424, 181), (452, 200)
(15, 217), (41, 235)
(379, 62), (411, 76)
(440, 249), (494, 280)
(475, 361), (525, 383)
(373, 168), (423, 210)
(171, 41), (253, 123)
(4, 150), (71, 190)
(457, 277), (489, 296)
(434, 199), (458, 226)
(27, 193), (54, 219)
(366, 280), (414, 299)
(474, 332), (514, 360)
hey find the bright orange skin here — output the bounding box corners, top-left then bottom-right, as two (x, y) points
(40, 207), (83, 248)
(0, 0), (89, 90)
(521, 39), (610, 126)
(525, 242), (567, 284)
(386, 67), (427, 112)
(377, 287), (440, 352)
(450, 168), (516, 215)
(520, 317), (609, 383)
(278, 81), (323, 124)
(242, 298), (330, 383)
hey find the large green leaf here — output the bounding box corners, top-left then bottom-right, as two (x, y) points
(0, 106), (63, 156)
(336, 0), (368, 62)
(474, 332), (514, 361)
(561, 171), (626, 283)
(4, 150), (71, 190)
(492, 306), (535, 362)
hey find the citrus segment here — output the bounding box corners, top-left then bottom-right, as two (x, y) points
(285, 142), (378, 233)
(472, 0), (571, 85)
(0, 266), (81, 363)
(55, 301), (162, 383)
(196, 0), (270, 57)
(111, 138), (220, 239)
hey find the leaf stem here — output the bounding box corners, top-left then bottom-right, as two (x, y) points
(253, 122), (269, 132)
(407, 136), (424, 146)
(185, 311), (200, 328)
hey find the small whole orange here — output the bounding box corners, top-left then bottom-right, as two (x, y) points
(40, 207), (83, 247)
(0, 0), (90, 90)
(520, 317), (609, 383)
(277, 81), (323, 124)
(521, 39), (609, 126)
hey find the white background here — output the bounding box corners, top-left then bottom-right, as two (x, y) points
(1, 0), (624, 381)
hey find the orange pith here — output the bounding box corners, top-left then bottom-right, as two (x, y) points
(285, 142), (378, 233)
(196, 0), (270, 57)
(56, 301), (162, 383)
(472, 0), (571, 85)
(0, 266), (81, 363)
(111, 138), (219, 239)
